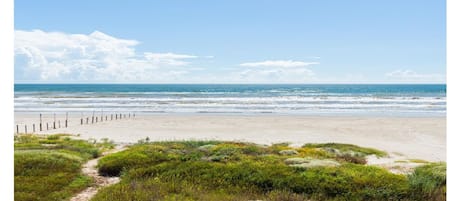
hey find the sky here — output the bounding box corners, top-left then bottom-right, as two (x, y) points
(14, 0), (446, 83)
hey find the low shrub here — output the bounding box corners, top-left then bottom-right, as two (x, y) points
(303, 143), (388, 157)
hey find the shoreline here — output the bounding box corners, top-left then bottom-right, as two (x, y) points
(14, 113), (446, 162)
(14, 111), (446, 118)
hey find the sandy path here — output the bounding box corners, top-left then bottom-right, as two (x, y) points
(70, 144), (127, 201)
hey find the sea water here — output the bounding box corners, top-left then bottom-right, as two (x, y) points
(14, 84), (446, 117)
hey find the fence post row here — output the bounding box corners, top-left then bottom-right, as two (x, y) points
(15, 112), (137, 134)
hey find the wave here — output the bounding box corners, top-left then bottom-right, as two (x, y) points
(14, 91), (446, 116)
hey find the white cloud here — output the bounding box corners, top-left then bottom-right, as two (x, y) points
(15, 29), (200, 82)
(233, 59), (320, 83)
(233, 68), (317, 83)
(385, 70), (446, 83)
(240, 60), (319, 68)
(144, 52), (198, 66)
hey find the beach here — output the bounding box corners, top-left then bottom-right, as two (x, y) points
(14, 113), (446, 162)
(14, 84), (447, 162)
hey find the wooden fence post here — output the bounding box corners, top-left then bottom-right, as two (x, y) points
(65, 112), (68, 128)
(86, 117), (89, 124)
(39, 113), (42, 131)
(58, 120), (61, 128)
(25, 125), (27, 134)
(47, 123), (49, 130)
(16, 125), (19, 134)
(53, 113), (56, 129)
(33, 124), (35, 133)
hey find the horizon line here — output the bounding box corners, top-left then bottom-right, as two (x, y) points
(14, 82), (447, 85)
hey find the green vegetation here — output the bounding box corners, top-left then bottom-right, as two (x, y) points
(303, 143), (388, 157)
(14, 134), (114, 201)
(408, 162), (446, 201)
(409, 159), (430, 164)
(93, 141), (446, 201)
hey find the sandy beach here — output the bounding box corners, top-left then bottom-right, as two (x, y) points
(14, 113), (446, 162)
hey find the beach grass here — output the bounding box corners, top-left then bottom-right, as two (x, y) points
(93, 141), (446, 201)
(408, 162), (446, 200)
(302, 142), (388, 157)
(14, 134), (112, 201)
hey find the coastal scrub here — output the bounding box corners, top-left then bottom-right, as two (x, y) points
(93, 141), (446, 201)
(14, 134), (113, 201)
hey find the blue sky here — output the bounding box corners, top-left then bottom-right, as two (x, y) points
(14, 0), (446, 83)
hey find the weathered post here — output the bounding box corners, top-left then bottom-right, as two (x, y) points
(47, 123), (49, 130)
(53, 113), (56, 129)
(65, 112), (68, 128)
(106, 116), (108, 121)
(58, 120), (61, 128)
(39, 113), (43, 131)
(25, 125), (27, 134)
(16, 125), (19, 134)
(101, 109), (103, 122)
(33, 124), (35, 133)
(92, 111), (95, 124)
(86, 117), (89, 124)
(120, 113), (122, 119)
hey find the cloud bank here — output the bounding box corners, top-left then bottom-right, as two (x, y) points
(240, 60), (319, 68)
(15, 30), (444, 84)
(385, 70), (446, 83)
(15, 30), (199, 82)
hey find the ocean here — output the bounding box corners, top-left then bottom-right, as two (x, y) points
(14, 84), (446, 116)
